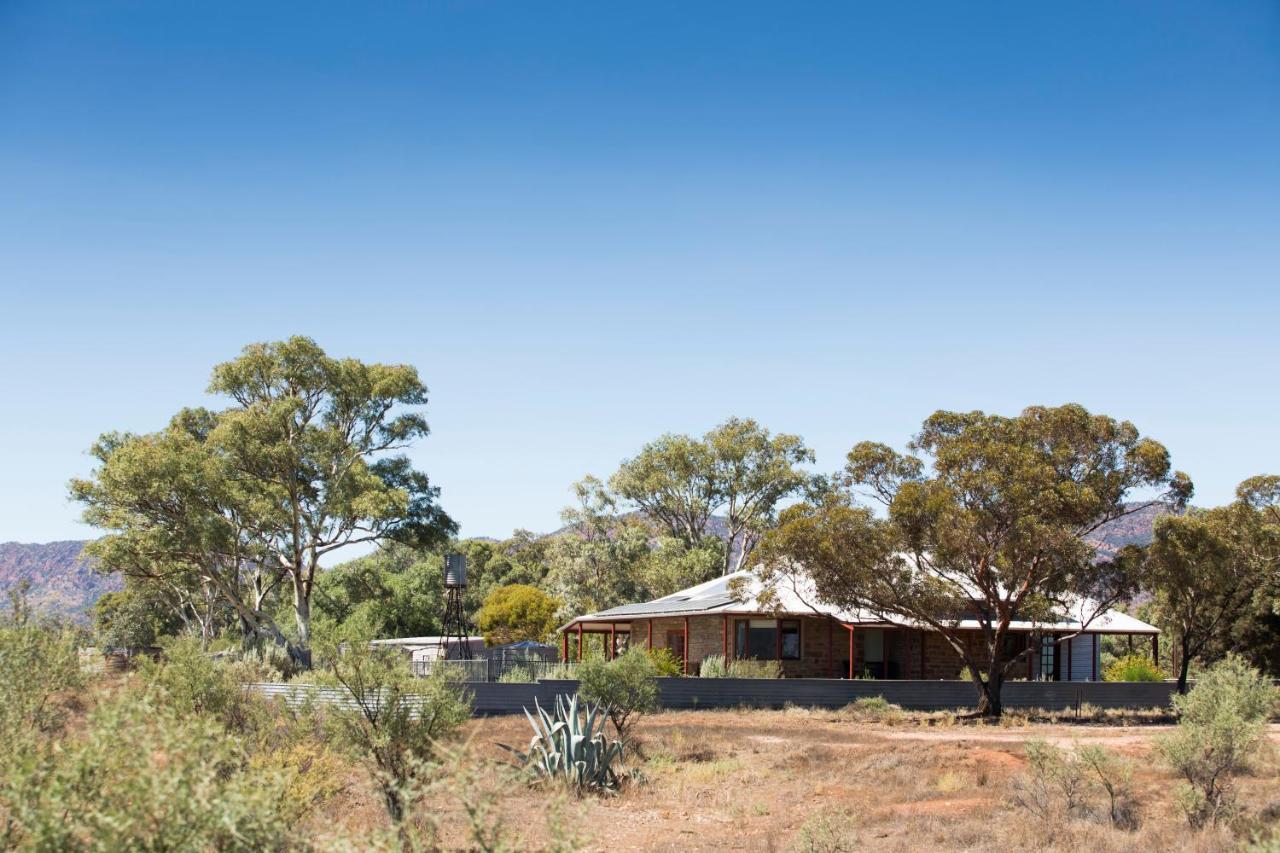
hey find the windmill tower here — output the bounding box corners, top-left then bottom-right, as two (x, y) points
(440, 554), (474, 660)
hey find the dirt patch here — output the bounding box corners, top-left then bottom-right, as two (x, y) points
(422, 709), (1280, 851)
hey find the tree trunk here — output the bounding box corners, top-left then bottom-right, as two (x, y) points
(975, 667), (1004, 717)
(1176, 636), (1192, 694)
(293, 577), (313, 670)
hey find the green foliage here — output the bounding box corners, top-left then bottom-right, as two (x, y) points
(609, 417), (816, 576)
(0, 589), (83, 738)
(843, 695), (903, 722)
(324, 636), (471, 822)
(546, 477), (653, 615)
(136, 636), (268, 735)
(1103, 653), (1164, 682)
(575, 647), (660, 740)
(498, 665), (534, 683)
(726, 658), (783, 679)
(1012, 739), (1139, 830)
(646, 647), (683, 677)
(754, 403), (1190, 716)
(477, 584), (562, 645)
(92, 582), (187, 649)
(1157, 654), (1278, 828)
(697, 654), (782, 679)
(0, 690), (294, 850)
(71, 336), (456, 667)
(513, 694), (626, 794)
(698, 654), (728, 678)
(1144, 505), (1265, 690)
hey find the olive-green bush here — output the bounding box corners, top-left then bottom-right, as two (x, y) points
(1158, 654), (1278, 828)
(576, 647), (660, 741)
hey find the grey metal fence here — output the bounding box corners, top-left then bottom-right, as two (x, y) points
(249, 677), (1191, 717)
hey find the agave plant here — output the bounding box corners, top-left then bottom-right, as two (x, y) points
(512, 694), (625, 794)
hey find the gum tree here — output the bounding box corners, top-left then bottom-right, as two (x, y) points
(610, 417), (816, 575)
(72, 337), (455, 666)
(751, 404), (1191, 717)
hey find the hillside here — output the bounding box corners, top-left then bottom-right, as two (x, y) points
(0, 540), (119, 619)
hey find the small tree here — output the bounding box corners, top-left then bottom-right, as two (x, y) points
(575, 647), (659, 742)
(1143, 506), (1261, 693)
(325, 637), (470, 822)
(610, 417), (816, 575)
(477, 584), (561, 645)
(1157, 655), (1278, 828)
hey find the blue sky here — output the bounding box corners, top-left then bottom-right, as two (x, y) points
(1, 1), (1278, 545)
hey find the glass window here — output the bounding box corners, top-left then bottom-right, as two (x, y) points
(780, 620), (800, 660)
(734, 619), (801, 660)
(863, 628), (884, 663)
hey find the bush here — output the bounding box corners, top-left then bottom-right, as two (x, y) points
(137, 636), (266, 734)
(1157, 654), (1278, 828)
(1011, 739), (1139, 830)
(476, 584), (561, 645)
(726, 658), (783, 679)
(1104, 653), (1163, 682)
(0, 592), (83, 737)
(0, 691), (294, 850)
(498, 665), (534, 683)
(843, 695), (903, 723)
(647, 647), (683, 676)
(576, 647), (660, 741)
(326, 640), (472, 822)
(698, 654), (728, 678)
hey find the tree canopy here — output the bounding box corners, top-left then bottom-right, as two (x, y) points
(71, 337), (455, 666)
(751, 404), (1191, 716)
(610, 417), (815, 575)
(476, 584), (561, 645)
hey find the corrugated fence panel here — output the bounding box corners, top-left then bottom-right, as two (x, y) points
(248, 678), (1181, 716)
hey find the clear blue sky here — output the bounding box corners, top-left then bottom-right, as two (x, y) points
(2, 1), (1278, 546)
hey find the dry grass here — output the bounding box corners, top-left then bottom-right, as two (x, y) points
(374, 707), (1280, 852)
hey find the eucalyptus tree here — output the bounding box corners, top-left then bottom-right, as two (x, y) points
(610, 417), (815, 575)
(751, 404), (1191, 717)
(72, 337), (454, 666)
(1143, 506), (1259, 693)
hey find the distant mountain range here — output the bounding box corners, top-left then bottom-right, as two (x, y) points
(0, 503), (1176, 618)
(0, 540), (120, 619)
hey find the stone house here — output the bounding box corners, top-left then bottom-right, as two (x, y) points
(558, 569), (1159, 682)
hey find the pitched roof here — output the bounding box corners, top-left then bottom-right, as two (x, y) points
(566, 568), (1158, 635)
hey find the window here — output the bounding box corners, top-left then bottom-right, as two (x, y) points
(734, 619), (801, 660)
(1039, 635), (1056, 681)
(779, 620), (800, 660)
(666, 631), (685, 662)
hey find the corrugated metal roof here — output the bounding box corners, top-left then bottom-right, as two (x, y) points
(565, 567), (1160, 635)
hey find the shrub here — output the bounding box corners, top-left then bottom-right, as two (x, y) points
(647, 647), (683, 676)
(1104, 653), (1163, 682)
(326, 639), (471, 822)
(793, 810), (860, 852)
(498, 665), (534, 683)
(1011, 739), (1139, 829)
(576, 647), (659, 741)
(0, 591), (83, 737)
(843, 695), (903, 723)
(698, 654), (728, 678)
(1157, 654), (1278, 828)
(726, 658), (783, 679)
(137, 636), (266, 734)
(0, 691), (294, 849)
